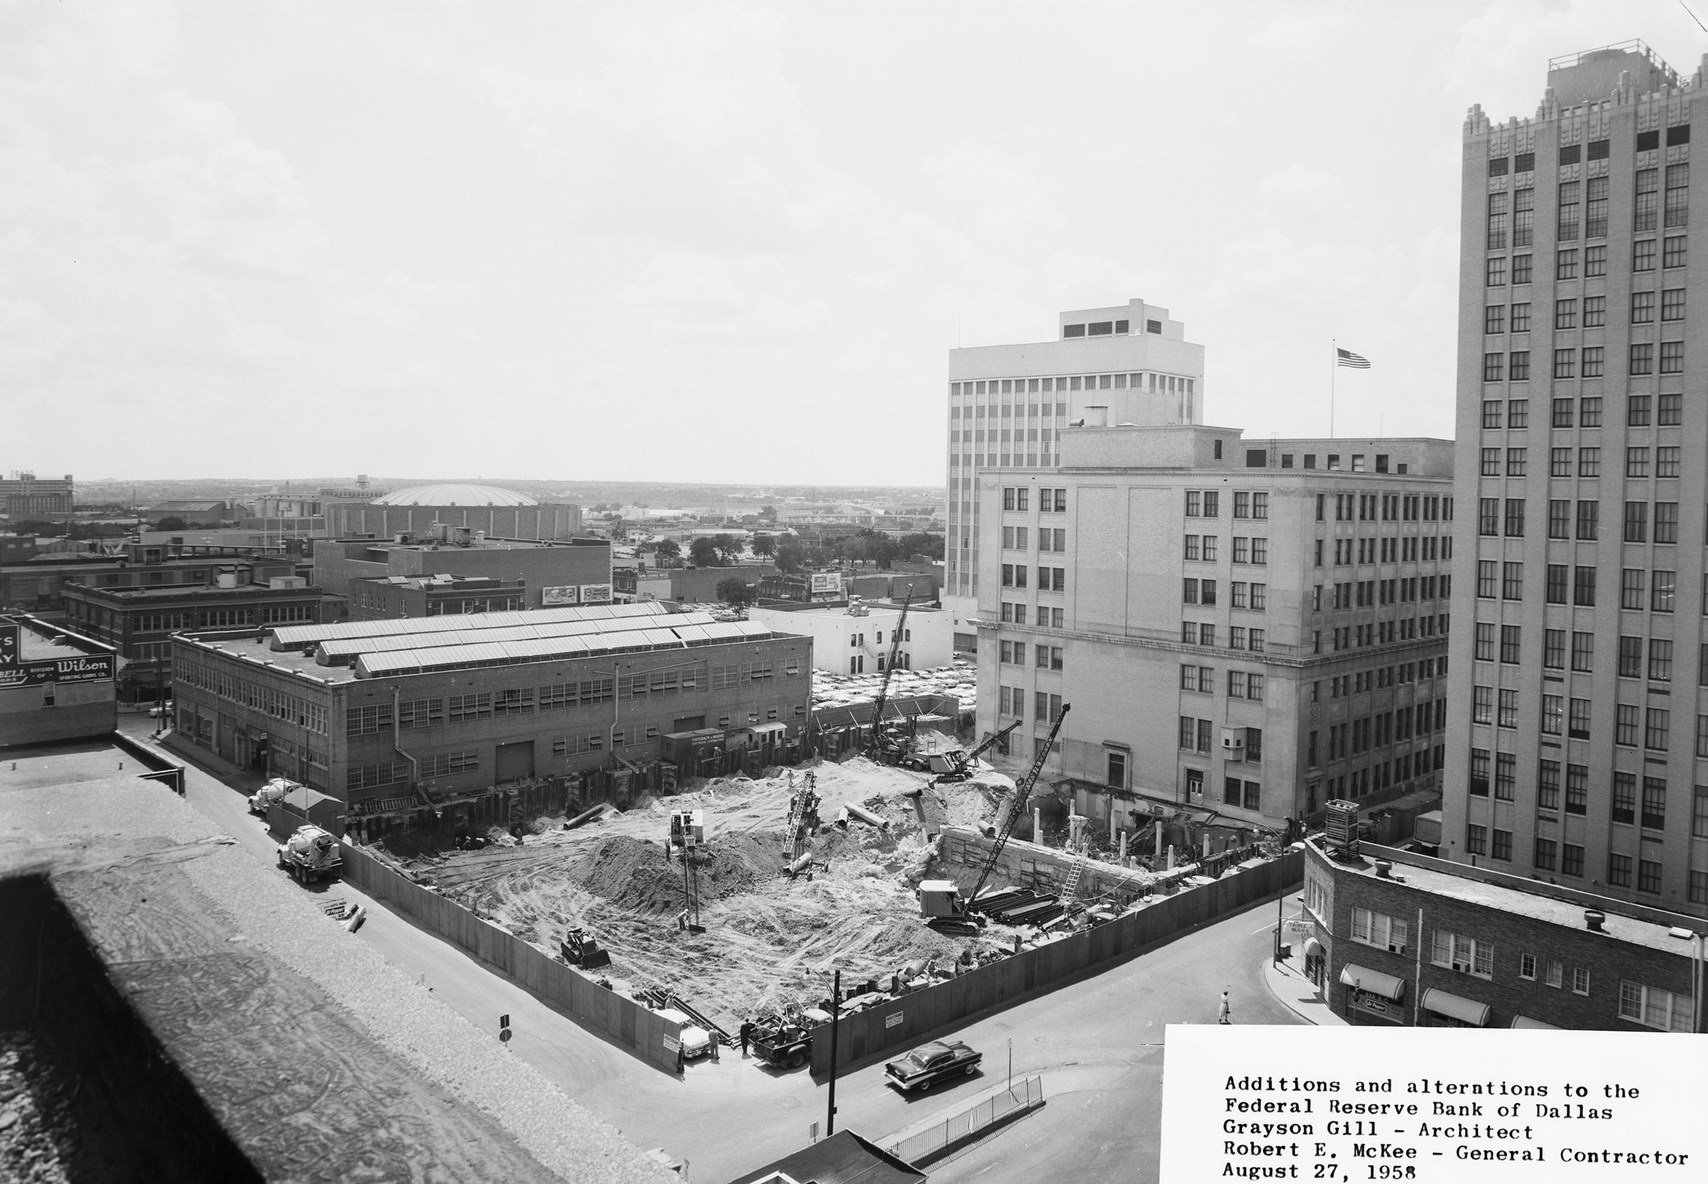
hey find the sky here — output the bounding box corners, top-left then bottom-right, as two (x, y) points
(4, 1), (1707, 488)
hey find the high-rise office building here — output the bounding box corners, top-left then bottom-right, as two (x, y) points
(944, 301), (1205, 641)
(975, 424), (1454, 832)
(1446, 42), (1708, 919)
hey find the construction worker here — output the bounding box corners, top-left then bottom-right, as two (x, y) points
(740, 1020), (753, 1058)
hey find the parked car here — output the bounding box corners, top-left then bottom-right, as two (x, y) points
(884, 1039), (981, 1092)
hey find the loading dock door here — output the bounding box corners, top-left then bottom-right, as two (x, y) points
(495, 740), (535, 784)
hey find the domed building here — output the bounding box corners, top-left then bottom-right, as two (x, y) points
(324, 482), (582, 542)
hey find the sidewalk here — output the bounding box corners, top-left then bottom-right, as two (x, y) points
(1261, 955), (1346, 1026)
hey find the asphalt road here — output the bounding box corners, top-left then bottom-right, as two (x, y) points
(129, 716), (1302, 1184)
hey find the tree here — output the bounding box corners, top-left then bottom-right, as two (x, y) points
(750, 533), (776, 558)
(715, 577), (756, 609)
(775, 543), (805, 573)
(898, 532), (945, 561)
(758, 505), (777, 522)
(654, 538), (682, 565)
(689, 537), (721, 567)
(154, 516), (188, 532)
(713, 533), (745, 565)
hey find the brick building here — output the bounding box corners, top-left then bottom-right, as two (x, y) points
(314, 530), (611, 619)
(1301, 836), (1702, 1031)
(169, 602), (812, 828)
(62, 567), (327, 701)
(0, 614), (116, 747)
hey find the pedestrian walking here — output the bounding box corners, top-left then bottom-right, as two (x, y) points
(740, 1020), (753, 1058)
(1218, 990), (1231, 1025)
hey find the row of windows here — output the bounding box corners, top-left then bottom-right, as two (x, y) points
(997, 640), (1063, 670)
(1000, 487), (1069, 513)
(952, 372), (1195, 399)
(1315, 747), (1443, 803)
(1487, 216), (1689, 289)
(1482, 342), (1684, 382)
(1317, 576), (1447, 611)
(999, 525), (1069, 551)
(1179, 664), (1267, 700)
(1309, 614), (1449, 653)
(1316, 657), (1444, 703)
(1319, 535), (1450, 567)
(1176, 717), (1263, 761)
(999, 564), (1066, 591)
(174, 656), (327, 736)
(999, 602), (1066, 627)
(1316, 702), (1445, 763)
(996, 685), (1069, 723)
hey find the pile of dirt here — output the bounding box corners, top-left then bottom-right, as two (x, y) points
(411, 759), (1008, 1017)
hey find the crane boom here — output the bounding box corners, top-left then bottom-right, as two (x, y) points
(966, 704), (1069, 908)
(863, 589), (913, 758)
(964, 719), (1022, 764)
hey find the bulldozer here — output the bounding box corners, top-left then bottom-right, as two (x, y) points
(560, 927), (613, 970)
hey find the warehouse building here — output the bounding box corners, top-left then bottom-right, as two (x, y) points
(169, 602), (812, 831)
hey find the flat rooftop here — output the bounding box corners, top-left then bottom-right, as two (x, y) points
(1317, 840), (1702, 956)
(0, 740), (671, 1183)
(185, 601), (791, 685)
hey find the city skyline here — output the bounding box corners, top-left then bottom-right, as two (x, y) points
(7, 3), (1708, 486)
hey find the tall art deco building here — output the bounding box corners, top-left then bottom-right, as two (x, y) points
(1446, 42), (1708, 919)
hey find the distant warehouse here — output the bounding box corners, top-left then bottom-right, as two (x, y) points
(169, 601), (812, 832)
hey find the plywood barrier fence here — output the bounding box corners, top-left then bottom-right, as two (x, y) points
(811, 847), (1303, 1075)
(340, 843), (683, 1074)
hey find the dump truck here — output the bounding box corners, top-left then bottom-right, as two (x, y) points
(560, 927), (613, 969)
(276, 824), (342, 885)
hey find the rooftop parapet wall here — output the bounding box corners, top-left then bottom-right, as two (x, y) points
(1465, 42), (1708, 137)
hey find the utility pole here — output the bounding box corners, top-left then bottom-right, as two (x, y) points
(825, 969), (840, 1136)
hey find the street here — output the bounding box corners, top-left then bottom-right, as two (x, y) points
(127, 714), (1302, 1183)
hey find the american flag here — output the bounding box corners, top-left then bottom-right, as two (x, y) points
(1336, 348), (1371, 369)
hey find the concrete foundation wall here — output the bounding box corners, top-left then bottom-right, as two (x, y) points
(340, 844), (684, 1074)
(811, 846), (1302, 1074)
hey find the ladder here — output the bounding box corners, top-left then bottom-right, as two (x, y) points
(1060, 852), (1089, 901)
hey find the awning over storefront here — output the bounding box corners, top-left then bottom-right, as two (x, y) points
(1339, 963), (1405, 1001)
(1304, 938), (1324, 958)
(1510, 1014), (1558, 1030)
(1422, 988), (1490, 1026)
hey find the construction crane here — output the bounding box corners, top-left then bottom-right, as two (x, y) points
(931, 718), (1023, 782)
(862, 588), (914, 760)
(964, 704), (1070, 911)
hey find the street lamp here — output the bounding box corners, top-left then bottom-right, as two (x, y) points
(1668, 927), (1705, 1034)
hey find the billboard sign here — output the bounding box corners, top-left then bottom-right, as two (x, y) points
(809, 572), (843, 595)
(541, 585), (580, 606)
(0, 654), (114, 689)
(0, 623), (17, 667)
(579, 583), (613, 604)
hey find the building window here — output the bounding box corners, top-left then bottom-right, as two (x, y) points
(1573, 566), (1594, 605)
(1665, 162), (1689, 227)
(1483, 353), (1504, 382)
(1619, 982), (1692, 1031)
(1430, 930), (1493, 979)
(1630, 343), (1654, 375)
(1350, 908), (1408, 954)
(1635, 169), (1659, 232)
(1581, 346), (1603, 377)
(1512, 254), (1532, 284)
(1660, 341), (1684, 374)
(1509, 351), (1529, 381)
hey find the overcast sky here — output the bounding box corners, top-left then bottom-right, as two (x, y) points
(5, 1), (1705, 488)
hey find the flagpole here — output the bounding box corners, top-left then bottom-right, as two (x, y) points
(1330, 339), (1336, 438)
